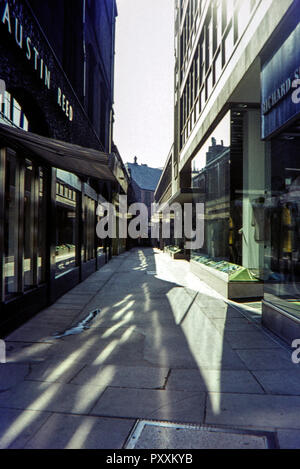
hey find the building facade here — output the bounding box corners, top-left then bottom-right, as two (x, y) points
(0, 0), (129, 336)
(155, 0), (300, 343)
(126, 157), (162, 246)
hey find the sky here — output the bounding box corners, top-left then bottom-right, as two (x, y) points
(113, 0), (175, 169)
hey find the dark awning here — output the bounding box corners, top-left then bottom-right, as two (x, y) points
(0, 123), (116, 181)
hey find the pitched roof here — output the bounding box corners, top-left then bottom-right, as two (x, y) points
(126, 163), (162, 191)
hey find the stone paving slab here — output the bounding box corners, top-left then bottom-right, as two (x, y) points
(23, 315), (78, 328)
(2, 248), (300, 449)
(224, 330), (282, 350)
(0, 381), (106, 414)
(91, 387), (206, 424)
(76, 296), (177, 328)
(70, 365), (169, 389)
(166, 288), (196, 325)
(34, 303), (83, 311)
(26, 358), (86, 384)
(0, 408), (51, 449)
(178, 303), (247, 370)
(24, 414), (135, 449)
(252, 370), (300, 395)
(56, 292), (96, 301)
(206, 393), (300, 429)
(5, 341), (54, 364)
(46, 328), (150, 368)
(5, 326), (63, 343)
(211, 317), (258, 333)
(194, 294), (235, 317)
(165, 369), (264, 394)
(236, 349), (298, 371)
(0, 364), (30, 391)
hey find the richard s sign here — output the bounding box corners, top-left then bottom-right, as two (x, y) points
(261, 23), (300, 139)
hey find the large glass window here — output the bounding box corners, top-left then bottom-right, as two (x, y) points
(3, 152), (46, 298)
(264, 134), (300, 319)
(178, 0), (261, 153)
(23, 161), (46, 289)
(237, 0), (251, 39)
(37, 169), (46, 284)
(216, 0), (223, 46)
(207, 18), (213, 67)
(4, 151), (18, 297)
(55, 181), (78, 277)
(224, 26), (234, 64)
(191, 111), (231, 261)
(0, 92), (28, 130)
(83, 195), (96, 262)
(24, 159), (34, 290)
(226, 0), (234, 25)
(191, 108), (267, 281)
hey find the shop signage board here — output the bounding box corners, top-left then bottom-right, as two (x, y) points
(261, 22), (300, 139)
(0, 0), (75, 122)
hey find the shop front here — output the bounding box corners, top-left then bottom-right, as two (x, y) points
(0, 0), (129, 336)
(261, 2), (300, 343)
(190, 106), (265, 300)
(0, 123), (126, 336)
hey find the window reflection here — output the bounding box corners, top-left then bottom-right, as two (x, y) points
(0, 92), (29, 131)
(38, 169), (46, 284)
(264, 136), (300, 318)
(3, 152), (45, 297)
(24, 160), (34, 289)
(4, 152), (18, 297)
(55, 181), (78, 277)
(83, 195), (96, 262)
(192, 111), (231, 261)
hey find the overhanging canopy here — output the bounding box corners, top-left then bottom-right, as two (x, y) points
(0, 123), (116, 181)
(167, 188), (204, 206)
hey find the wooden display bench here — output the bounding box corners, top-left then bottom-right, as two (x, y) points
(190, 259), (264, 300)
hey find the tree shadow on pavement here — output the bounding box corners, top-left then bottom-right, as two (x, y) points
(1, 248), (299, 448)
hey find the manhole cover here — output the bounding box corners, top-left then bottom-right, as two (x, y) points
(125, 420), (276, 450)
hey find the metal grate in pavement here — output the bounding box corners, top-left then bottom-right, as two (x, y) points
(125, 420), (277, 450)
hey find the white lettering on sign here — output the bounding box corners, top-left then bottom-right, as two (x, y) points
(1, 1), (75, 122)
(262, 66), (300, 115)
(57, 88), (74, 121)
(2, 2), (11, 33)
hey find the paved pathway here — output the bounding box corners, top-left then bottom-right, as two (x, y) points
(1, 248), (300, 449)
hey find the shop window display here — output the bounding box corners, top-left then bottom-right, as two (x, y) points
(4, 151), (18, 296)
(190, 109), (262, 282)
(83, 195), (96, 262)
(55, 181), (78, 277)
(264, 135), (300, 318)
(191, 111), (232, 262)
(3, 152), (46, 297)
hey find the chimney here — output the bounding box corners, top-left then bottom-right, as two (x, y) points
(134, 156), (138, 165)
